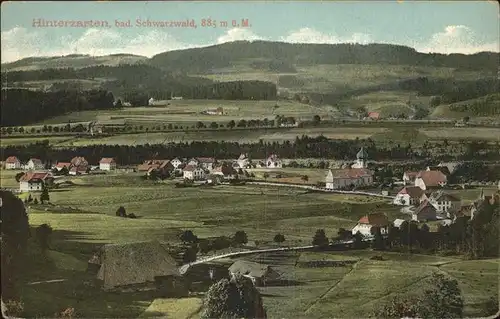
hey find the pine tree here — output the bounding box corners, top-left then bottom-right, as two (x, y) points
(40, 186), (50, 204)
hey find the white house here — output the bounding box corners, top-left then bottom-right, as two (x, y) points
(351, 147), (368, 169)
(205, 107), (224, 115)
(26, 158), (44, 170)
(266, 154), (282, 168)
(148, 97), (155, 106)
(351, 212), (389, 237)
(402, 171), (419, 185)
(428, 191), (461, 217)
(99, 158), (116, 171)
(325, 168), (374, 190)
(5, 156), (21, 170)
(393, 186), (426, 206)
(183, 165), (205, 180)
(236, 153), (250, 169)
(196, 158), (216, 171)
(414, 171), (447, 190)
(19, 172), (53, 192)
(170, 158), (184, 169)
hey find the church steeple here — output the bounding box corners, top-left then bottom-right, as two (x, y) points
(352, 147), (368, 169)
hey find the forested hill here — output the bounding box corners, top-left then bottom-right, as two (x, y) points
(148, 41), (500, 73)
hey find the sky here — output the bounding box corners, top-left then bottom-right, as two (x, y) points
(1, 1), (499, 63)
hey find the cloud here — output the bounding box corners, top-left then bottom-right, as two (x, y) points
(416, 25), (499, 54)
(216, 28), (264, 44)
(281, 27), (373, 45)
(0, 27), (194, 63)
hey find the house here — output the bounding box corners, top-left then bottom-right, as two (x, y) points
(412, 200), (438, 222)
(183, 165), (205, 180)
(438, 162), (462, 175)
(325, 168), (374, 190)
(266, 154), (282, 168)
(367, 112), (380, 120)
(205, 107), (224, 115)
(393, 186), (426, 206)
(426, 166), (451, 176)
(228, 260), (280, 287)
(414, 170), (447, 190)
(236, 153), (250, 169)
(96, 241), (181, 291)
(148, 97), (155, 106)
(26, 158), (44, 170)
(99, 158), (116, 171)
(393, 219), (406, 228)
(351, 212), (389, 237)
(19, 172), (54, 192)
(69, 165), (88, 176)
(428, 191), (461, 216)
(71, 156), (88, 167)
(55, 162), (71, 171)
(212, 165), (237, 180)
(351, 147), (368, 169)
(5, 156), (21, 170)
(196, 158), (216, 171)
(137, 160), (172, 173)
(170, 158), (184, 169)
(402, 171), (419, 185)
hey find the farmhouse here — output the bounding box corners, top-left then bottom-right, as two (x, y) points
(5, 156), (21, 170)
(137, 160), (172, 173)
(393, 186), (426, 206)
(183, 165), (205, 180)
(236, 153), (250, 169)
(351, 147), (368, 169)
(170, 158), (184, 169)
(205, 107), (224, 115)
(367, 112), (380, 120)
(325, 168), (374, 190)
(228, 260), (280, 287)
(428, 191), (461, 216)
(213, 165), (237, 180)
(266, 154), (282, 168)
(402, 171), (419, 185)
(96, 241), (181, 291)
(71, 156), (88, 167)
(69, 165), (88, 176)
(351, 212), (389, 237)
(19, 172), (54, 192)
(26, 158), (44, 170)
(412, 200), (438, 222)
(437, 162), (462, 175)
(55, 162), (71, 171)
(197, 157), (216, 171)
(414, 170), (447, 190)
(426, 166), (451, 176)
(99, 158), (116, 171)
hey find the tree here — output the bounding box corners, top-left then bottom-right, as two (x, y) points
(183, 245), (198, 263)
(312, 115), (321, 126)
(371, 226), (385, 250)
(262, 172), (269, 181)
(180, 230), (198, 244)
(301, 175), (309, 184)
(14, 172), (25, 182)
(353, 231), (364, 249)
(1, 191), (30, 301)
(237, 119), (247, 128)
(36, 224), (53, 253)
(462, 116), (470, 123)
(233, 230), (248, 245)
(196, 121), (205, 129)
(210, 122), (218, 129)
(273, 233), (285, 245)
(40, 186), (50, 204)
(227, 120), (236, 129)
(337, 228), (351, 240)
(312, 229), (329, 247)
(201, 275), (267, 319)
(115, 206), (126, 217)
(33, 198), (38, 205)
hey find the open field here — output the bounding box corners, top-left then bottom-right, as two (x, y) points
(0, 169), (20, 188)
(11, 172), (498, 318)
(419, 127), (500, 141)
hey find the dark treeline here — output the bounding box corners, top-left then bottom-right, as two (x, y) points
(1, 88), (114, 126)
(3, 136), (500, 172)
(149, 41), (499, 73)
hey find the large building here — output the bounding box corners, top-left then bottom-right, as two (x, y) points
(19, 172), (54, 192)
(351, 147), (368, 169)
(5, 156), (21, 170)
(99, 158), (117, 171)
(351, 212), (389, 237)
(325, 168), (373, 190)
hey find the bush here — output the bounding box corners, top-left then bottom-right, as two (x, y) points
(115, 206), (126, 217)
(127, 213), (137, 219)
(233, 230), (248, 245)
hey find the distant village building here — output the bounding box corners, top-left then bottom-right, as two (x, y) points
(393, 186), (426, 206)
(237, 153), (250, 169)
(325, 168), (374, 190)
(183, 165), (205, 180)
(148, 97), (155, 106)
(170, 158), (184, 169)
(351, 147), (368, 169)
(228, 260), (280, 287)
(55, 162), (72, 171)
(99, 158), (116, 171)
(69, 166), (88, 176)
(402, 171), (419, 185)
(137, 160), (172, 175)
(414, 170), (447, 190)
(412, 200), (438, 222)
(426, 166), (451, 177)
(212, 165), (237, 180)
(266, 154), (282, 168)
(205, 107), (224, 115)
(71, 156), (89, 167)
(366, 112), (380, 120)
(26, 158), (44, 170)
(351, 212), (389, 237)
(5, 156), (21, 170)
(428, 191), (461, 217)
(96, 241), (181, 291)
(437, 162), (462, 175)
(19, 172), (54, 192)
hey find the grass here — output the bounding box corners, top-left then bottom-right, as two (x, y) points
(140, 297), (202, 318)
(419, 127), (500, 141)
(0, 169), (20, 188)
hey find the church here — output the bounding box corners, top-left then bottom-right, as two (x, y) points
(325, 147), (374, 190)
